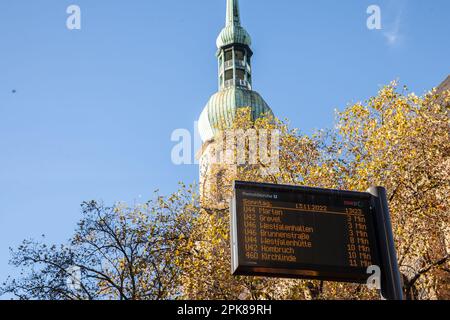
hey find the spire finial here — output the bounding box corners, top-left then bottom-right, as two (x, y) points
(226, 0), (241, 26)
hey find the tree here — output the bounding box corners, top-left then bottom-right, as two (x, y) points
(334, 83), (450, 299)
(179, 82), (450, 300)
(1, 185), (199, 300)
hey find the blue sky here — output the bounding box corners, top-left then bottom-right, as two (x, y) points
(0, 0), (449, 294)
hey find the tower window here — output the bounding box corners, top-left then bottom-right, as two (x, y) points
(225, 69), (234, 81)
(225, 50), (233, 62)
(235, 49), (245, 61)
(236, 69), (245, 81)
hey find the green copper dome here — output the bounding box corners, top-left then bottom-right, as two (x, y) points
(198, 88), (273, 141)
(216, 25), (251, 48)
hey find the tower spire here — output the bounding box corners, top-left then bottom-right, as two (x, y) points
(198, 0), (273, 144)
(226, 0), (241, 27)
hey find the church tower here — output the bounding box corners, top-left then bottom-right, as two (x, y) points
(198, 0), (274, 208)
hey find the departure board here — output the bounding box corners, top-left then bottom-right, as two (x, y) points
(231, 181), (381, 283)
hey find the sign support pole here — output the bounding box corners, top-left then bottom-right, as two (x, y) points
(368, 186), (404, 300)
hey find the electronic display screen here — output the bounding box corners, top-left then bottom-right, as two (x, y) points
(231, 181), (381, 283)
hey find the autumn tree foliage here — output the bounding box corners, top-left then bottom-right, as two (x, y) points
(334, 84), (450, 299)
(1, 187), (199, 300)
(180, 82), (450, 300)
(1, 82), (449, 300)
